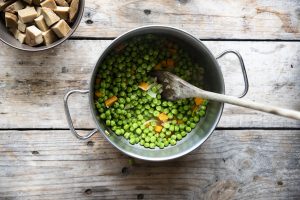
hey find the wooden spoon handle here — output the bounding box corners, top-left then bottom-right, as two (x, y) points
(194, 89), (300, 120)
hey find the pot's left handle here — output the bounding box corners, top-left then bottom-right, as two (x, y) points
(64, 89), (98, 140)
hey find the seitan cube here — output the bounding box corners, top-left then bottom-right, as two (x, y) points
(54, 0), (68, 7)
(5, 12), (18, 28)
(32, 0), (41, 6)
(9, 27), (19, 39)
(23, 0), (32, 5)
(18, 6), (37, 23)
(40, 0), (57, 10)
(17, 32), (26, 43)
(34, 15), (48, 31)
(4, 1), (25, 14)
(41, 7), (60, 26)
(36, 6), (42, 16)
(18, 20), (26, 32)
(25, 25), (43, 46)
(54, 6), (69, 20)
(42, 29), (57, 45)
(51, 19), (70, 38)
(69, 0), (78, 22)
(1, 0), (16, 10)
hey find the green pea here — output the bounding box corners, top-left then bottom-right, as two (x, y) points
(150, 143), (155, 149)
(150, 136), (156, 143)
(144, 142), (150, 148)
(186, 127), (192, 132)
(170, 139), (177, 146)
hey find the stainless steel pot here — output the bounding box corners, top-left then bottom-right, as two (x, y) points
(64, 26), (249, 161)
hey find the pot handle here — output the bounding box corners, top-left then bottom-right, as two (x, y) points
(216, 50), (249, 98)
(63, 89), (98, 140)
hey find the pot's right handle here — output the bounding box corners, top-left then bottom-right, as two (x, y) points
(64, 89), (98, 140)
(216, 50), (249, 98)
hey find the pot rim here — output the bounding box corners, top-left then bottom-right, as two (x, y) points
(88, 25), (225, 161)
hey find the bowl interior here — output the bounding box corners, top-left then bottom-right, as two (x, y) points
(0, 0), (84, 51)
(90, 26), (225, 161)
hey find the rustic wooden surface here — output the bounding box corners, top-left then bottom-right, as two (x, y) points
(0, 130), (299, 199)
(76, 0), (300, 40)
(0, 0), (300, 199)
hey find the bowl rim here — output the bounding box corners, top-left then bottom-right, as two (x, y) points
(0, 0), (85, 52)
(88, 25), (225, 161)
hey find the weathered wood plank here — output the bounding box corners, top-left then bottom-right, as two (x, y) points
(72, 0), (300, 39)
(1, 40), (299, 128)
(0, 130), (299, 199)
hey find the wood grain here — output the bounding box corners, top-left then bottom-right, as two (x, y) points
(0, 40), (299, 129)
(0, 129), (299, 199)
(71, 0), (300, 39)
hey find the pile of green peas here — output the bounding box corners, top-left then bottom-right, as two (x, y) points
(94, 34), (207, 149)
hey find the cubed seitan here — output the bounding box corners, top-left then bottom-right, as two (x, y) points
(32, 0), (41, 6)
(18, 20), (26, 32)
(34, 15), (48, 31)
(36, 6), (42, 16)
(4, 1), (25, 14)
(54, 0), (68, 7)
(41, 7), (60, 26)
(9, 27), (19, 39)
(1, 0), (17, 10)
(23, 0), (33, 5)
(17, 32), (26, 43)
(5, 12), (18, 28)
(69, 0), (78, 22)
(18, 6), (37, 23)
(25, 25), (43, 46)
(51, 19), (70, 38)
(54, 6), (69, 20)
(42, 29), (57, 45)
(40, 0), (57, 10)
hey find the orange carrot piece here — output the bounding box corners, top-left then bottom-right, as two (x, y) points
(95, 91), (102, 97)
(115, 43), (126, 52)
(158, 113), (168, 122)
(166, 59), (175, 67)
(95, 78), (101, 85)
(105, 96), (118, 107)
(194, 97), (204, 106)
(154, 63), (161, 70)
(138, 82), (150, 91)
(169, 48), (177, 54)
(161, 60), (167, 67)
(155, 125), (163, 133)
(177, 119), (183, 124)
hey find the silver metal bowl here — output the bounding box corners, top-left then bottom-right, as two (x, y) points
(64, 26), (248, 161)
(0, 0), (85, 51)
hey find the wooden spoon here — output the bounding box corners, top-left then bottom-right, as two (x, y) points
(152, 71), (300, 120)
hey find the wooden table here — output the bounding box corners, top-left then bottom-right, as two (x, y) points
(1, 1), (300, 199)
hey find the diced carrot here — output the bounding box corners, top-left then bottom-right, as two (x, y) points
(105, 96), (118, 107)
(194, 97), (204, 106)
(154, 63), (161, 70)
(155, 125), (163, 133)
(158, 113), (168, 122)
(138, 82), (150, 91)
(95, 91), (102, 97)
(166, 59), (175, 67)
(161, 60), (167, 67)
(192, 105), (199, 112)
(177, 119), (183, 124)
(95, 78), (101, 85)
(169, 48), (177, 54)
(115, 43), (126, 52)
